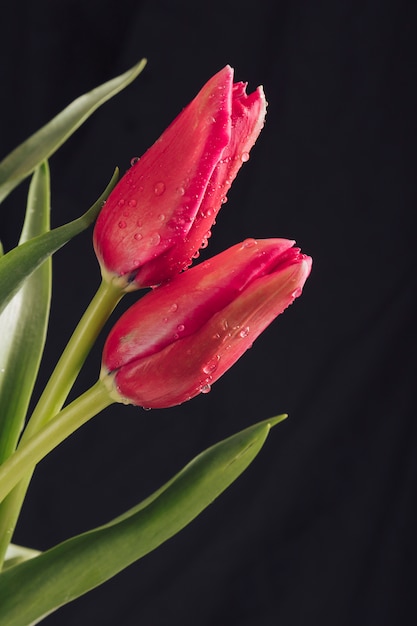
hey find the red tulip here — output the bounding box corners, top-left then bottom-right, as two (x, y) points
(101, 239), (312, 408)
(93, 66), (267, 289)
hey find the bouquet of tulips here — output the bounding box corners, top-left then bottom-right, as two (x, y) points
(0, 59), (311, 624)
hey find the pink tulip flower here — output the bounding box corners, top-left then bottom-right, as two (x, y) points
(93, 66), (267, 288)
(101, 239), (312, 408)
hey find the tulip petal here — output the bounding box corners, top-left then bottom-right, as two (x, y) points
(102, 239), (295, 371)
(102, 239), (312, 408)
(94, 67), (233, 281)
(93, 67), (267, 288)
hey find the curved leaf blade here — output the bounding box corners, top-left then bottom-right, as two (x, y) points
(0, 162), (52, 566)
(3, 544), (41, 572)
(0, 415), (286, 626)
(0, 59), (146, 204)
(0, 168), (118, 314)
(0, 162), (52, 464)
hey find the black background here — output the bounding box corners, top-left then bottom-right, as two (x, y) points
(1, 1), (416, 624)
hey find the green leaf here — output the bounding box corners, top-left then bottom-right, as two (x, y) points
(0, 168), (118, 315)
(0, 58), (146, 205)
(0, 163), (52, 566)
(0, 162), (52, 465)
(2, 545), (41, 572)
(0, 415), (286, 626)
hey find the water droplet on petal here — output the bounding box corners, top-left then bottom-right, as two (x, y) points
(136, 219), (143, 227)
(176, 186), (185, 196)
(149, 233), (161, 246)
(154, 181), (166, 196)
(192, 250), (200, 259)
(202, 355), (220, 375)
(170, 303), (178, 313)
(158, 213), (166, 222)
(200, 383), (211, 394)
(241, 151), (250, 162)
(239, 326), (250, 338)
(118, 199), (126, 207)
(292, 287), (303, 298)
(134, 232), (143, 240)
(221, 196), (228, 204)
(177, 324), (185, 332)
(242, 238), (257, 249)
(130, 156), (140, 166)
(128, 199), (137, 207)
(118, 220), (127, 229)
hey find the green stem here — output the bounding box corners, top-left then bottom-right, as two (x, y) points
(0, 278), (123, 568)
(0, 380), (113, 506)
(23, 278), (122, 439)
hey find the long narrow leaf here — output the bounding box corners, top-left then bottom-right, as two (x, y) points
(0, 162), (52, 464)
(0, 58), (146, 204)
(0, 415), (286, 626)
(2, 544), (40, 572)
(0, 168), (118, 314)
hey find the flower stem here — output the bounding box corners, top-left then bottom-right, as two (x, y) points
(0, 278), (123, 569)
(24, 278), (122, 438)
(0, 380), (113, 509)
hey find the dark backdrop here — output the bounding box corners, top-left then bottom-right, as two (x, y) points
(1, 1), (416, 625)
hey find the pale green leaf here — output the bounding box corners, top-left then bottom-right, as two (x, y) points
(0, 59), (146, 204)
(0, 162), (51, 465)
(0, 415), (286, 626)
(2, 544), (41, 572)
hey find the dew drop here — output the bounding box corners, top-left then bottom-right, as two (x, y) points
(136, 219), (143, 227)
(118, 220), (127, 229)
(134, 232), (143, 240)
(200, 239), (209, 249)
(177, 324), (185, 332)
(192, 250), (200, 259)
(242, 238), (257, 249)
(241, 151), (250, 162)
(149, 233), (161, 246)
(170, 303), (178, 313)
(202, 355), (220, 375)
(176, 186), (185, 196)
(128, 199), (137, 207)
(200, 383), (211, 394)
(154, 181), (166, 196)
(292, 287), (303, 298)
(130, 156), (140, 166)
(118, 199), (126, 207)
(239, 326), (250, 338)
(221, 196), (228, 204)
(158, 213), (166, 222)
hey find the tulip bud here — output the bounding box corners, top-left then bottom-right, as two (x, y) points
(93, 66), (267, 289)
(101, 239), (312, 408)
